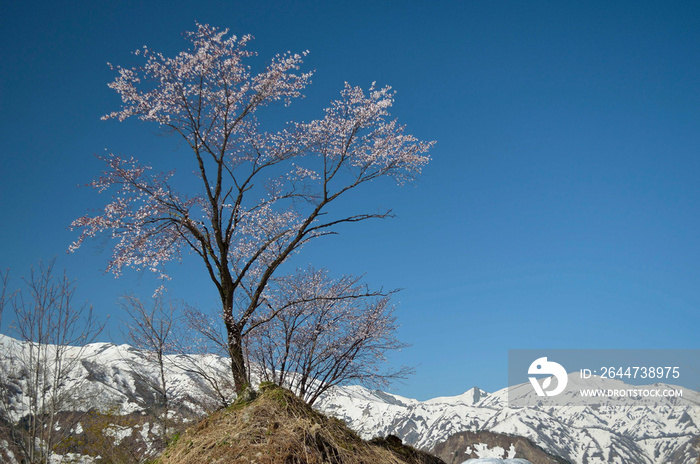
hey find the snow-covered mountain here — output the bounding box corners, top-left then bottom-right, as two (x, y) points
(316, 376), (700, 464)
(0, 333), (235, 422)
(1, 334), (698, 464)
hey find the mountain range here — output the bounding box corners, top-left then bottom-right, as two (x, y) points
(0, 335), (698, 464)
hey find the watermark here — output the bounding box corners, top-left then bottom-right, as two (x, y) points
(528, 357), (568, 396)
(508, 349), (700, 407)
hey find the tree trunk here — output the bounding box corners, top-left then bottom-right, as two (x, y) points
(158, 352), (168, 440)
(227, 324), (248, 394)
(220, 273), (249, 394)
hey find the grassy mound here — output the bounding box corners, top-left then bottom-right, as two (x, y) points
(157, 382), (444, 464)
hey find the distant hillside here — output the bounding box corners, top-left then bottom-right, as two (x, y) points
(157, 383), (444, 464)
(431, 430), (569, 464)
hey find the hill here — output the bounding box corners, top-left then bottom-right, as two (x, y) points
(157, 382), (444, 464)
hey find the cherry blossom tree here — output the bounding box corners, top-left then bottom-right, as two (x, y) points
(247, 268), (412, 405)
(70, 24), (433, 393)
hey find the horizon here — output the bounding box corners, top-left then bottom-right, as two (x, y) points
(2, 1), (700, 401)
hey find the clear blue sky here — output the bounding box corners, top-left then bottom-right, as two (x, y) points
(1, 1), (699, 400)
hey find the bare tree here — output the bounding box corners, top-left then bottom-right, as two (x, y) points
(247, 268), (413, 405)
(120, 294), (177, 441)
(121, 294), (236, 423)
(0, 260), (103, 464)
(70, 24), (433, 393)
(0, 270), (15, 460)
(0, 270), (9, 330)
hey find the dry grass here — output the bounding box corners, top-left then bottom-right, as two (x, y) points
(157, 383), (438, 464)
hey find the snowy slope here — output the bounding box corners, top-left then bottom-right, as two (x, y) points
(0, 334), (235, 421)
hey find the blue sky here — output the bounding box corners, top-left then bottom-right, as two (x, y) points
(1, 1), (699, 399)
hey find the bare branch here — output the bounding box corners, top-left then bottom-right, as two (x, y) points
(247, 268), (412, 405)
